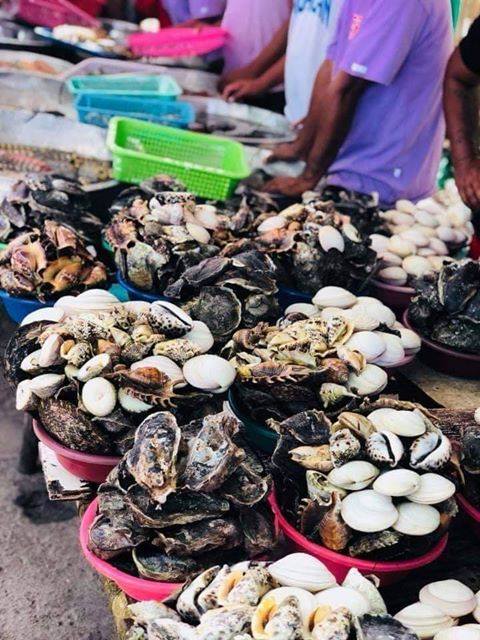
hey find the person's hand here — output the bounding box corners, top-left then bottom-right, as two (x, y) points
(218, 66), (255, 92)
(455, 158), (480, 210)
(266, 140), (309, 164)
(222, 78), (264, 102)
(262, 174), (320, 196)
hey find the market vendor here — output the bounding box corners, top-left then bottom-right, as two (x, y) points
(444, 15), (480, 214)
(263, 0), (453, 207)
(220, 0), (342, 123)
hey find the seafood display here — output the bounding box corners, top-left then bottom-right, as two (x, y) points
(271, 400), (457, 560)
(124, 552), (418, 640)
(88, 410), (275, 580)
(5, 298), (236, 454)
(0, 219), (108, 300)
(51, 24), (129, 56)
(252, 195), (379, 295)
(408, 260), (480, 354)
(459, 419), (480, 509)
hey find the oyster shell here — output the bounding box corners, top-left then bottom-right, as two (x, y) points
(357, 614), (418, 640)
(132, 545), (198, 581)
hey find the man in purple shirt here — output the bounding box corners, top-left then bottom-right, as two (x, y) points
(163, 0), (225, 25)
(265, 0), (453, 207)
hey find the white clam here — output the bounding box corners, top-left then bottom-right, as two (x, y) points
(368, 408), (426, 437)
(429, 238), (449, 256)
(398, 327), (421, 354)
(391, 211), (416, 226)
(393, 502), (440, 536)
(39, 333), (63, 367)
(54, 289), (120, 315)
(118, 387), (151, 413)
(415, 225), (438, 238)
(312, 286), (357, 309)
(388, 236), (416, 258)
(396, 199), (417, 215)
(318, 226), (345, 253)
(416, 198), (445, 217)
(253, 587), (315, 636)
(124, 301), (151, 315)
(82, 377), (117, 417)
(29, 373), (65, 399)
(475, 408), (480, 426)
(183, 321), (214, 353)
(370, 234), (390, 254)
(378, 267), (408, 286)
(400, 229), (430, 247)
(193, 204), (220, 230)
(131, 356), (185, 386)
(342, 568), (387, 615)
(340, 490), (398, 533)
(343, 223), (361, 242)
(320, 306), (348, 321)
(446, 203), (471, 228)
(20, 349), (43, 373)
(348, 364), (388, 396)
(420, 580), (476, 618)
(372, 333), (405, 366)
(314, 586), (370, 616)
(381, 251), (403, 267)
(328, 461), (379, 491)
(285, 303), (319, 317)
(415, 211), (439, 228)
(16, 379), (38, 411)
(418, 247), (436, 257)
(402, 255), (433, 279)
(345, 331), (386, 362)
(373, 469), (420, 497)
(77, 353), (111, 382)
(363, 303), (396, 328)
(183, 355), (236, 393)
(267, 553), (336, 592)
(435, 627), (480, 640)
(257, 215), (287, 234)
(186, 222), (210, 244)
(344, 306), (380, 331)
(408, 473), (456, 505)
(395, 602), (456, 639)
(20, 306), (65, 326)
(437, 226), (457, 244)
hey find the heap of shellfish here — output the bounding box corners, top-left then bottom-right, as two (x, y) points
(408, 259), (480, 354)
(459, 414), (480, 508)
(251, 197), (378, 295)
(271, 399), (457, 560)
(281, 286), (421, 370)
(226, 312), (387, 424)
(88, 410), (275, 581)
(4, 297), (236, 455)
(0, 219), (108, 300)
(124, 552), (417, 640)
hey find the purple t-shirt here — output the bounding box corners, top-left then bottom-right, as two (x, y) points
(163, 0), (225, 24)
(326, 0), (453, 206)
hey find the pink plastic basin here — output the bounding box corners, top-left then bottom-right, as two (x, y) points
(403, 311), (480, 378)
(33, 419), (120, 484)
(269, 493), (448, 586)
(457, 493), (480, 539)
(372, 279), (415, 314)
(80, 498), (183, 601)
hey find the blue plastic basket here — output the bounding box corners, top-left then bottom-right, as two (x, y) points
(75, 94), (195, 130)
(0, 290), (53, 323)
(116, 270), (170, 303)
(67, 74), (182, 100)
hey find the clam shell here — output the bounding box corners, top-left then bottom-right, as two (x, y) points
(328, 461), (379, 491)
(368, 408), (426, 437)
(437, 226), (457, 244)
(342, 568), (387, 615)
(388, 236), (416, 258)
(429, 238), (449, 256)
(267, 553), (336, 592)
(402, 255), (433, 278)
(398, 327), (421, 354)
(39, 333), (63, 367)
(131, 356), (184, 386)
(16, 379), (38, 411)
(381, 251), (403, 267)
(396, 200), (417, 215)
(285, 303), (319, 318)
(77, 353), (111, 382)
(186, 222), (210, 244)
(372, 333), (405, 366)
(400, 229), (430, 248)
(435, 627), (480, 640)
(314, 586), (370, 616)
(408, 473), (456, 505)
(348, 365), (388, 396)
(393, 502), (440, 536)
(258, 215), (287, 234)
(318, 226), (345, 253)
(183, 355), (236, 393)
(418, 247), (436, 257)
(420, 580), (476, 618)
(355, 302), (395, 329)
(184, 321), (214, 353)
(370, 234), (390, 254)
(340, 490), (398, 533)
(373, 469), (420, 497)
(391, 211), (416, 226)
(20, 307), (65, 326)
(194, 204), (220, 230)
(395, 602), (456, 639)
(475, 408), (480, 426)
(378, 266), (408, 286)
(343, 223), (361, 242)
(21, 349), (43, 373)
(54, 289), (120, 315)
(82, 377), (117, 417)
(345, 332), (386, 362)
(416, 198), (445, 217)
(29, 373), (65, 399)
(312, 286), (357, 309)
(344, 307), (380, 331)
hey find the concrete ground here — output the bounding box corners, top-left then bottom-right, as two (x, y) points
(0, 311), (114, 640)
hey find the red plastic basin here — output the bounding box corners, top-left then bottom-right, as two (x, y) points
(371, 279), (414, 315)
(33, 419), (120, 484)
(457, 493), (480, 539)
(269, 493), (448, 586)
(80, 498), (185, 600)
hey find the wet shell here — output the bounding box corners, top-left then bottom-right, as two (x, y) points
(342, 568), (387, 615)
(312, 287), (357, 310)
(420, 580), (476, 618)
(395, 602), (456, 639)
(267, 553), (336, 593)
(348, 365), (388, 396)
(81, 377), (116, 417)
(20, 306), (65, 326)
(408, 474), (456, 505)
(365, 431), (404, 468)
(393, 502), (440, 536)
(345, 332), (386, 362)
(328, 461), (379, 491)
(377, 266), (408, 286)
(340, 490), (398, 533)
(368, 408), (426, 437)
(77, 353), (111, 382)
(314, 586), (370, 616)
(410, 431), (452, 470)
(183, 355), (236, 393)
(373, 469), (420, 497)
(318, 226), (345, 253)
(131, 356), (184, 386)
(29, 373), (65, 399)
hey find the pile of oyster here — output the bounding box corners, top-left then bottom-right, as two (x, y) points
(272, 401), (457, 560)
(252, 197), (378, 295)
(124, 553), (418, 640)
(88, 411), (275, 580)
(0, 174), (103, 246)
(226, 312), (388, 424)
(164, 245), (279, 345)
(395, 578), (480, 639)
(0, 219), (108, 300)
(408, 259), (480, 354)
(5, 299), (236, 455)
(282, 286), (421, 370)
(459, 416), (480, 508)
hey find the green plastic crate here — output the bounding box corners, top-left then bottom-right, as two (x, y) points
(67, 74), (182, 100)
(107, 117), (250, 200)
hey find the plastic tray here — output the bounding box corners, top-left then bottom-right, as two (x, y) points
(228, 388), (277, 454)
(403, 310), (480, 378)
(17, 0), (99, 28)
(269, 493), (448, 586)
(128, 26), (228, 58)
(116, 270), (169, 304)
(457, 493), (480, 539)
(0, 289), (53, 323)
(68, 74), (182, 100)
(33, 420), (120, 483)
(75, 93), (195, 129)
(107, 117), (249, 200)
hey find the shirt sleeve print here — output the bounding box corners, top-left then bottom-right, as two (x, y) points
(336, 0), (425, 85)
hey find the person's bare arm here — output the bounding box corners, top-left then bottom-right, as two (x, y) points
(264, 70), (368, 196)
(444, 47), (480, 210)
(222, 56), (285, 101)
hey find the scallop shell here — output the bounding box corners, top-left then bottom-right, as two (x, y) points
(345, 332), (386, 362)
(368, 408), (426, 437)
(29, 373), (65, 399)
(258, 215), (287, 234)
(348, 365), (388, 396)
(183, 355), (236, 393)
(372, 333), (405, 366)
(318, 226), (345, 253)
(328, 461), (379, 491)
(131, 356), (184, 386)
(312, 287), (357, 309)
(420, 580), (476, 618)
(402, 255), (433, 278)
(393, 502), (440, 536)
(267, 554), (336, 593)
(373, 469), (420, 497)
(394, 602), (456, 639)
(408, 473), (456, 505)
(314, 586), (370, 616)
(285, 303), (319, 318)
(21, 306), (65, 326)
(340, 490), (398, 533)
(77, 353), (111, 382)
(342, 568), (387, 615)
